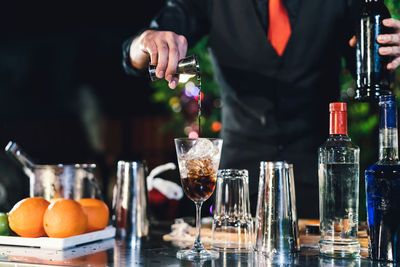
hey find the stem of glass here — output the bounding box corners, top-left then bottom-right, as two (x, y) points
(193, 201), (204, 251)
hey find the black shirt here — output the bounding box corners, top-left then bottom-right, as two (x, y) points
(122, 0), (359, 217)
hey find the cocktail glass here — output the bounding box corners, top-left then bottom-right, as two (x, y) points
(174, 138), (223, 261)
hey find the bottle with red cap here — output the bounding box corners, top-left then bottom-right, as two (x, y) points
(318, 102), (360, 258)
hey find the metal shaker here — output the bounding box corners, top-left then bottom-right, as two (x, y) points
(254, 161), (299, 257)
(113, 161), (149, 240)
(148, 54), (199, 82)
(5, 141), (101, 201)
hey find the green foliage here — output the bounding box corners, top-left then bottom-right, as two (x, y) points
(387, 0), (400, 19)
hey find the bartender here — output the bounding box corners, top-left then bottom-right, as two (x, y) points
(122, 0), (400, 218)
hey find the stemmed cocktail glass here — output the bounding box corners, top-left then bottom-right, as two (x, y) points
(174, 138), (223, 261)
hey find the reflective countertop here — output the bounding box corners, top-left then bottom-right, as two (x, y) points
(0, 226), (395, 267)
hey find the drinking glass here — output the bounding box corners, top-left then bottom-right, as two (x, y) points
(254, 161), (299, 257)
(212, 169), (253, 252)
(174, 138), (223, 261)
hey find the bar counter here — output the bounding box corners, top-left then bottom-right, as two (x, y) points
(0, 223), (392, 267)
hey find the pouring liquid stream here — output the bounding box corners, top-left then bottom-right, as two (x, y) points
(149, 55), (202, 137)
(197, 72), (202, 137)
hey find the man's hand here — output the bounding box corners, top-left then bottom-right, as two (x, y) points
(377, 18), (400, 70)
(349, 18), (400, 71)
(129, 30), (188, 89)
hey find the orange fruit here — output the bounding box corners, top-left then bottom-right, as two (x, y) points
(43, 199), (88, 238)
(49, 198), (64, 203)
(78, 198), (109, 232)
(8, 197), (50, 237)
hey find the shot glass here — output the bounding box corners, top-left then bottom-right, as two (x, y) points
(254, 161), (299, 257)
(211, 169), (253, 252)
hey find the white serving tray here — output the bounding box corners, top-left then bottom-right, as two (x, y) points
(0, 226), (115, 250)
(0, 238), (115, 263)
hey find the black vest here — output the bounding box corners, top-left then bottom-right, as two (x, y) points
(207, 0), (357, 185)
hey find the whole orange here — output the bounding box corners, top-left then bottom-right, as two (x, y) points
(8, 197), (50, 238)
(78, 198), (109, 232)
(43, 199), (88, 238)
(49, 198), (64, 203)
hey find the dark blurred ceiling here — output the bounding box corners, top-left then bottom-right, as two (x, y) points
(0, 1), (167, 121)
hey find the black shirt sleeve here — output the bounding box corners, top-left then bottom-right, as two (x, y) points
(122, 0), (212, 76)
(342, 0), (361, 76)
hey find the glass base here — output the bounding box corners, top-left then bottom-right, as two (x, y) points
(177, 248), (219, 261)
(211, 245), (253, 253)
(319, 240), (360, 258)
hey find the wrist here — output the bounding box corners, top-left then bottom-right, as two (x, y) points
(130, 35), (149, 70)
(122, 33), (147, 76)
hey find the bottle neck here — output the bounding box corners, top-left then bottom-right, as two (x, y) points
(378, 103), (399, 163)
(379, 128), (399, 162)
(330, 111), (347, 135)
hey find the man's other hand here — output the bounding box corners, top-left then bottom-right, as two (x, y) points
(378, 18), (400, 70)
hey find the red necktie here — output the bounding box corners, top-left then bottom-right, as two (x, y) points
(268, 0), (292, 56)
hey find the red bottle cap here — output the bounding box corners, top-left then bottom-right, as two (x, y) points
(329, 102), (347, 135)
(329, 102), (347, 112)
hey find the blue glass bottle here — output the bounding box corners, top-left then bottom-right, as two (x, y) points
(366, 95), (400, 262)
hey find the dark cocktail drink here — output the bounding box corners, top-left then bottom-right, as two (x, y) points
(180, 156), (217, 202)
(174, 138), (222, 261)
(181, 175), (216, 202)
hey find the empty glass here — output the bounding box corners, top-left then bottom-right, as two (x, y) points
(254, 161), (299, 257)
(211, 169), (253, 252)
(174, 138), (223, 261)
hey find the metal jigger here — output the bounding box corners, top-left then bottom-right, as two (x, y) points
(148, 54), (199, 82)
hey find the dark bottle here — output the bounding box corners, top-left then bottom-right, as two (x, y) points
(355, 0), (393, 101)
(366, 95), (400, 262)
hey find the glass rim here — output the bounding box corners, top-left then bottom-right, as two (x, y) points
(33, 163), (96, 169)
(117, 161), (146, 167)
(217, 169), (249, 178)
(174, 137), (222, 141)
(260, 161), (293, 169)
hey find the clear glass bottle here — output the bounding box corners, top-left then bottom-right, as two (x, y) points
(365, 95), (400, 262)
(355, 0), (393, 101)
(318, 102), (360, 258)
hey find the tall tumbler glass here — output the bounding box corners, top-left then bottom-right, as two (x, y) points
(254, 161), (299, 258)
(175, 138), (223, 261)
(211, 169), (253, 252)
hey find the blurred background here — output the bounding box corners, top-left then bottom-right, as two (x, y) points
(0, 1), (174, 213)
(0, 1), (399, 221)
